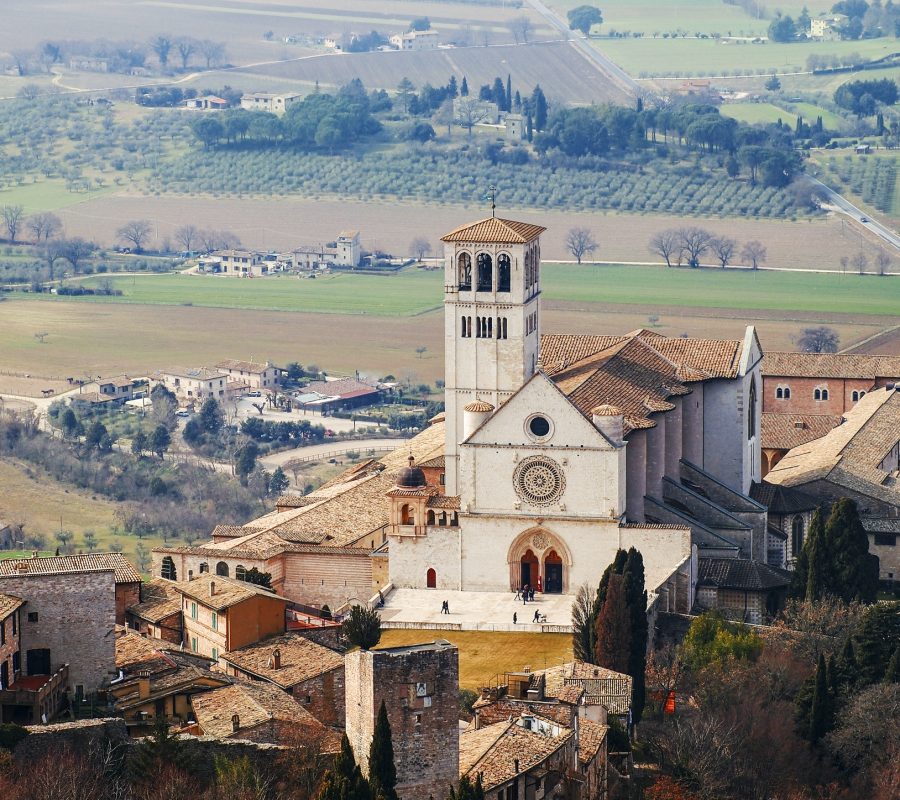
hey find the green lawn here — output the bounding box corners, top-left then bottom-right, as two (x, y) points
(722, 102), (796, 126)
(0, 179), (116, 214)
(32, 262), (900, 318)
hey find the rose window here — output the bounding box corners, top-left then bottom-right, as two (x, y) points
(513, 456), (566, 507)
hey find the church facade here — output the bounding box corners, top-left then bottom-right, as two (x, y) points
(387, 217), (765, 606)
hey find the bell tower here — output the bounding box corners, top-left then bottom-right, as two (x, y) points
(440, 217), (546, 495)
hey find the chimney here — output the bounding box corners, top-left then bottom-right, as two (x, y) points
(269, 648), (282, 670)
(138, 670), (151, 699)
(231, 713), (240, 732)
(209, 580), (215, 597)
(31, 551), (38, 559)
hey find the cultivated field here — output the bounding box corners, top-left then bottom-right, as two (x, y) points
(51, 193), (892, 271)
(721, 100), (847, 132)
(377, 629), (573, 690)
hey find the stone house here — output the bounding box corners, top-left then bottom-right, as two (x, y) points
(184, 95), (228, 110)
(0, 592), (23, 692)
(126, 578), (183, 643)
(215, 360), (279, 391)
(749, 482), (818, 569)
(152, 367), (229, 402)
(96, 376), (148, 402)
(175, 576), (288, 661)
(239, 92), (302, 114)
(220, 633), (345, 727)
(346, 641), (459, 800)
(335, 230), (361, 267)
(695, 557), (792, 624)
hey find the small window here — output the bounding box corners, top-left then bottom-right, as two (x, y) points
(199, 562), (209, 574)
(191, 637), (198, 653)
(211, 612), (218, 630)
(11, 611), (16, 635)
(784, 387), (791, 399)
(235, 565), (247, 581)
(776, 387), (783, 399)
(191, 602), (198, 620)
(211, 648), (219, 661)
(822, 388), (829, 400)
(28, 612), (38, 623)
(874, 533), (896, 546)
(814, 388), (821, 401)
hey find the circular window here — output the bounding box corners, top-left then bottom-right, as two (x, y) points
(513, 456), (566, 507)
(527, 414), (552, 439)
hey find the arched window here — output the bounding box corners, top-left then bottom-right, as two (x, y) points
(814, 388), (821, 401)
(852, 390), (863, 402)
(784, 386), (791, 399)
(791, 516), (804, 557)
(476, 253), (492, 291)
(776, 387), (783, 399)
(860, 390), (866, 398)
(161, 556), (177, 581)
(748, 377), (757, 439)
(235, 565), (247, 581)
(426, 568), (436, 588)
(450, 512), (459, 527)
(457, 253), (472, 290)
(487, 317), (493, 338)
(426, 510), (436, 525)
(231, 714), (240, 733)
(199, 562), (209, 574)
(822, 388), (829, 400)
(216, 561), (229, 577)
(400, 504), (414, 525)
(524, 249), (532, 288)
(498, 253), (511, 292)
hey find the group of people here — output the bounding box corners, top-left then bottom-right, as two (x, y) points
(515, 584), (537, 603)
(512, 608), (548, 624)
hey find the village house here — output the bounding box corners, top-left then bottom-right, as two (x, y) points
(297, 376), (382, 412)
(215, 360), (279, 391)
(334, 230), (361, 267)
(219, 633), (345, 727)
(240, 92), (302, 114)
(810, 14), (847, 40)
(0, 592), (23, 694)
(151, 367), (229, 402)
(210, 249), (269, 277)
(93, 375), (148, 403)
(765, 386), (900, 585)
(174, 575), (288, 661)
(126, 578), (183, 643)
(189, 679), (340, 746)
(390, 29), (439, 50)
(184, 95), (228, 110)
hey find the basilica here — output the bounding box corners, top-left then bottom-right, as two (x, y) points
(156, 215), (780, 621)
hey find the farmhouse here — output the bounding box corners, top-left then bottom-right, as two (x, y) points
(390, 29), (439, 51)
(240, 92), (302, 114)
(334, 230), (361, 267)
(152, 367), (229, 402)
(95, 375), (148, 403)
(210, 249), (269, 277)
(215, 360), (278, 391)
(184, 95), (228, 110)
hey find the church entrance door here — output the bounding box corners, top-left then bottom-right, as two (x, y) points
(520, 549), (539, 589)
(544, 550), (563, 594)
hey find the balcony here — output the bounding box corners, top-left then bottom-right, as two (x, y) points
(0, 664), (69, 724)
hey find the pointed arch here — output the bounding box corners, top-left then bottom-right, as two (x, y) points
(506, 526), (573, 593)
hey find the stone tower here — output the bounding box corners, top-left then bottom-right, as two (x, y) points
(345, 640), (459, 800)
(440, 217), (546, 495)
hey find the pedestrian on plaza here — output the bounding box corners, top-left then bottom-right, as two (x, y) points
(522, 584), (528, 604)
(513, 612), (517, 625)
(514, 587), (521, 600)
(531, 587), (535, 601)
(533, 609), (540, 623)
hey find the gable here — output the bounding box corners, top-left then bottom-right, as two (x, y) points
(464, 372), (616, 450)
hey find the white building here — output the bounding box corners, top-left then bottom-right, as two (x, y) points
(390, 30), (439, 51)
(152, 368), (229, 402)
(210, 250), (268, 277)
(385, 216), (765, 609)
(240, 92), (302, 115)
(215, 360), (279, 391)
(335, 230), (361, 267)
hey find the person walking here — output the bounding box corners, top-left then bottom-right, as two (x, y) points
(522, 584), (528, 605)
(513, 612), (517, 625)
(533, 608), (540, 623)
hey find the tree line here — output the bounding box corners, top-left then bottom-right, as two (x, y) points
(649, 226), (768, 268)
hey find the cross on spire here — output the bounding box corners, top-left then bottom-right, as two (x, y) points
(486, 185), (497, 218)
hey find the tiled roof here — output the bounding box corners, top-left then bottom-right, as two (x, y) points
(441, 217), (546, 244)
(0, 591), (24, 619)
(861, 517), (900, 533)
(460, 720), (572, 791)
(538, 662), (632, 715)
(220, 634), (343, 688)
(766, 388), (900, 503)
(215, 360), (271, 373)
(427, 495), (461, 509)
(749, 482), (818, 516)
(273, 495), (316, 511)
(473, 696), (574, 728)
(761, 412), (843, 451)
(698, 557), (792, 590)
(174, 575), (286, 611)
(191, 680), (338, 746)
(162, 367), (227, 381)
(578, 719), (609, 767)
(459, 720), (510, 776)
(419, 455), (445, 468)
(304, 378), (379, 398)
(115, 626), (175, 672)
(127, 578), (183, 623)
(0, 552), (141, 583)
(762, 352), (900, 379)
(554, 685), (584, 705)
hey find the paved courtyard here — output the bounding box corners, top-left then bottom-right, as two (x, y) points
(377, 587), (576, 633)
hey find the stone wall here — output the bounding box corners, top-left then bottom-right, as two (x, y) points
(0, 605), (21, 688)
(291, 666), (345, 728)
(0, 570), (116, 692)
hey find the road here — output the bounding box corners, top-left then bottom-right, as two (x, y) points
(523, 0), (640, 97)
(809, 177), (900, 253)
(258, 438), (401, 469)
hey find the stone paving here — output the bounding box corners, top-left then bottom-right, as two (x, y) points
(377, 587), (576, 633)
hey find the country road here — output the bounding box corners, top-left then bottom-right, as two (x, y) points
(524, 0), (640, 97)
(810, 177), (900, 253)
(258, 438), (402, 469)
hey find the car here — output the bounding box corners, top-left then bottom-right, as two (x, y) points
(175, 410), (189, 417)
(246, 390), (262, 398)
(860, 216), (869, 223)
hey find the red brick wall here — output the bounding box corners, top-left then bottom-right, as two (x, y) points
(762, 376), (874, 415)
(116, 583), (141, 626)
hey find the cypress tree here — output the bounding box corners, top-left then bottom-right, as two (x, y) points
(803, 507), (828, 601)
(595, 549), (628, 613)
(492, 77), (506, 111)
(460, 76), (469, 96)
(532, 85), (547, 130)
(808, 653), (832, 743)
(505, 74), (512, 112)
(368, 701), (398, 800)
(514, 89), (522, 111)
(594, 573), (632, 674)
(794, 668), (816, 736)
(320, 735), (371, 800)
(834, 637), (858, 693)
(825, 498), (878, 603)
(623, 547), (648, 724)
(526, 112), (533, 141)
(854, 602), (900, 687)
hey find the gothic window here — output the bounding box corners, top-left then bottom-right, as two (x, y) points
(524, 250), (532, 288)
(426, 568), (436, 588)
(466, 317), (472, 337)
(477, 253), (493, 291)
(814, 386), (829, 401)
(498, 253), (511, 292)
(748, 377), (757, 439)
(814, 388), (821, 400)
(457, 253), (472, 290)
(161, 557), (176, 581)
(791, 516), (804, 557)
(216, 561), (229, 577)
(235, 565), (247, 581)
(822, 388), (829, 400)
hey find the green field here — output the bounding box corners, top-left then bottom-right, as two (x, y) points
(41, 263), (900, 318)
(0, 180), (116, 215)
(722, 102), (796, 125)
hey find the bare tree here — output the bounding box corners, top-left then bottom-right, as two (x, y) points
(649, 229), (683, 267)
(565, 227), (599, 264)
(454, 97), (490, 137)
(1, 204), (25, 243)
(175, 37), (196, 70)
(409, 237), (432, 262)
(508, 16), (534, 44)
(740, 240), (767, 270)
(16, 83), (40, 100)
(117, 219), (153, 252)
(58, 237), (96, 275)
(11, 50), (30, 76)
(174, 224), (198, 252)
(851, 250), (869, 275)
(433, 98), (455, 136)
(797, 326), (839, 353)
(26, 211), (62, 243)
(151, 35), (173, 67)
(42, 239), (65, 279)
(679, 226), (715, 267)
(710, 236), (737, 268)
(198, 39), (226, 69)
(875, 247), (893, 276)
(198, 228), (241, 252)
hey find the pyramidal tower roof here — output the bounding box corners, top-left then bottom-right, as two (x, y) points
(440, 217), (546, 244)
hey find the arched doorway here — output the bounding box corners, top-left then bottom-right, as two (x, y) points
(520, 549), (539, 589)
(426, 568), (436, 588)
(544, 550), (563, 594)
(216, 561), (229, 577)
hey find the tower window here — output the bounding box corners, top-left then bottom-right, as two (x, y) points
(457, 253), (472, 290)
(477, 253), (492, 291)
(498, 253), (511, 292)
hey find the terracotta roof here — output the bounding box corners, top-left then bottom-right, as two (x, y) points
(474, 696), (574, 728)
(459, 720), (510, 776)
(749, 482), (818, 516)
(538, 662), (632, 715)
(215, 360), (271, 374)
(304, 378), (379, 398)
(464, 400), (495, 412)
(592, 404), (622, 416)
(0, 552), (141, 583)
(763, 352), (900, 380)
(128, 578), (183, 623)
(0, 592), (24, 619)
(273, 495), (317, 511)
(427, 495), (461, 509)
(698, 557), (792, 591)
(174, 575), (286, 611)
(766, 388), (900, 502)
(761, 413), (843, 451)
(115, 626), (175, 672)
(419, 454), (445, 468)
(220, 634), (343, 688)
(554, 685), (584, 705)
(441, 217), (546, 244)
(460, 721), (572, 791)
(99, 375), (143, 388)
(191, 680), (338, 746)
(578, 719), (609, 767)
(162, 367), (228, 381)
